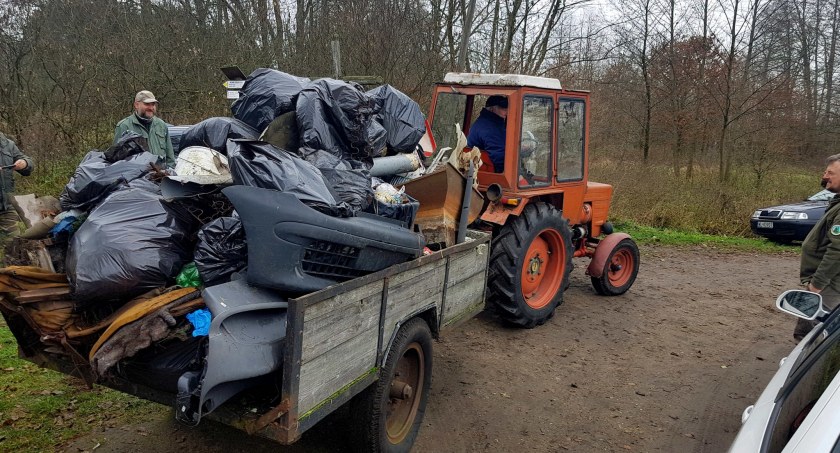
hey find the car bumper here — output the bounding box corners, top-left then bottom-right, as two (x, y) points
(750, 219), (815, 241)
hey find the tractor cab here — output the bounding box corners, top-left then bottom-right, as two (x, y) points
(428, 73), (611, 235)
(425, 73), (639, 328)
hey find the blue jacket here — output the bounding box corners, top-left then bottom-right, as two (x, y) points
(467, 109), (506, 172)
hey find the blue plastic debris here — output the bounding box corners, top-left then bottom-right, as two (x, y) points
(186, 308), (212, 337)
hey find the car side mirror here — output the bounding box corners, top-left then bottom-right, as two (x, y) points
(776, 290), (826, 320)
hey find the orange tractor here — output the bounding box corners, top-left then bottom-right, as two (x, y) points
(425, 73), (639, 328)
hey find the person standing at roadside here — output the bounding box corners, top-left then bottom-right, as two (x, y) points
(114, 90), (175, 166)
(794, 154), (840, 340)
(0, 132), (33, 240)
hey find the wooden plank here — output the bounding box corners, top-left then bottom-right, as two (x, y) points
(382, 266), (446, 349)
(301, 291), (381, 362)
(445, 243), (490, 286)
(442, 272), (486, 324)
(297, 330), (378, 413)
(15, 287), (72, 304)
(302, 280), (384, 324)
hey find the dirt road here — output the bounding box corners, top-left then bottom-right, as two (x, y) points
(62, 244), (801, 452)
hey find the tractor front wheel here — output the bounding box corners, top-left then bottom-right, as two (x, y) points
(591, 238), (639, 296)
(487, 202), (573, 328)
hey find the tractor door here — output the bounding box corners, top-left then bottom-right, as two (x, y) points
(555, 97), (586, 183)
(517, 94), (554, 189)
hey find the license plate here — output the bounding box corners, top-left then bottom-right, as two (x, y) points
(757, 221), (774, 229)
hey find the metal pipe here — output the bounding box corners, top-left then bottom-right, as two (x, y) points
(370, 153), (422, 177)
(456, 161), (475, 244)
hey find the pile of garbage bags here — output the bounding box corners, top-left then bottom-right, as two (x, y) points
(0, 69), (429, 402)
(33, 68), (427, 308)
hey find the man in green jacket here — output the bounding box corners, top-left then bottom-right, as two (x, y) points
(0, 132), (33, 239)
(794, 153), (840, 340)
(114, 90), (175, 166)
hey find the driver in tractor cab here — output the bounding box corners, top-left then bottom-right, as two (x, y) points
(467, 95), (508, 173)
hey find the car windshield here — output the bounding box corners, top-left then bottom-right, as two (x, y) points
(807, 189), (834, 201)
(789, 305), (840, 377)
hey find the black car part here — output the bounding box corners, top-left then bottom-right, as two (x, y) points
(222, 186), (425, 294)
(175, 278), (288, 425)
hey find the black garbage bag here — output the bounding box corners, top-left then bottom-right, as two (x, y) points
(231, 68), (310, 132)
(177, 117), (259, 153)
(226, 139), (351, 217)
(66, 177), (199, 303)
(296, 79), (376, 162)
(121, 336), (207, 393)
(365, 195), (420, 229)
(367, 85), (426, 154)
(59, 150), (162, 211)
(105, 131), (149, 163)
(298, 147), (373, 214)
(194, 216), (247, 286)
(368, 120), (387, 156)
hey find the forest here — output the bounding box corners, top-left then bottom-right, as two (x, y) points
(1, 0), (838, 235)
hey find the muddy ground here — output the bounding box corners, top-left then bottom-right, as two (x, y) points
(61, 244), (801, 452)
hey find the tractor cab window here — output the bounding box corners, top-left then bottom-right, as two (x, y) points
(467, 94), (508, 173)
(429, 92), (468, 158)
(556, 99), (585, 182)
(519, 95), (553, 188)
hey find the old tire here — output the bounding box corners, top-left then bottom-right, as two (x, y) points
(487, 202), (573, 328)
(349, 318), (433, 453)
(591, 238), (639, 296)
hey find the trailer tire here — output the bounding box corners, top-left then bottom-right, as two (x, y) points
(487, 202), (573, 328)
(349, 318), (433, 453)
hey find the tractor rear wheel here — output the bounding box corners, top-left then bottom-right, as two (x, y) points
(591, 238), (639, 296)
(487, 202), (573, 328)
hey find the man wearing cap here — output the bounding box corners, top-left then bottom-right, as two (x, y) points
(467, 95), (508, 173)
(114, 90), (175, 166)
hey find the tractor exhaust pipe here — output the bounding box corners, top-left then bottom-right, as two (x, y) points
(486, 183), (502, 202)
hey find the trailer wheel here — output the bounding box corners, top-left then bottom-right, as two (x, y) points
(349, 318), (433, 453)
(591, 238), (639, 296)
(487, 202), (573, 328)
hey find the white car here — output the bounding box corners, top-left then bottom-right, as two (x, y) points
(729, 290), (840, 452)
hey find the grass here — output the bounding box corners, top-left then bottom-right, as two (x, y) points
(611, 218), (799, 253)
(0, 318), (155, 452)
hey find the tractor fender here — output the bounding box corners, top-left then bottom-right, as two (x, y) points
(586, 232), (632, 278)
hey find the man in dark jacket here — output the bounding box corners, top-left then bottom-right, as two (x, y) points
(794, 153), (840, 340)
(114, 90), (175, 166)
(0, 132), (33, 238)
(467, 95), (508, 173)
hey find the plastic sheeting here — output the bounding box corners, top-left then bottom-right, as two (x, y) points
(67, 178), (198, 303)
(296, 79), (376, 162)
(194, 216), (247, 286)
(298, 147), (373, 214)
(226, 139), (351, 217)
(367, 84), (426, 154)
(231, 68), (310, 132)
(59, 150), (162, 211)
(177, 117), (259, 153)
